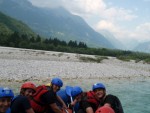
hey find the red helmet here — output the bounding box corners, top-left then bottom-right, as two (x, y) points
(95, 106), (115, 113)
(21, 82), (36, 91)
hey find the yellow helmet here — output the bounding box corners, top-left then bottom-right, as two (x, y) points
(45, 83), (51, 87)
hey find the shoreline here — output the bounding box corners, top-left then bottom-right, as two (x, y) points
(1, 75), (149, 94)
(0, 46), (150, 84)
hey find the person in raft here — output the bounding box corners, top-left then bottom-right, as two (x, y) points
(45, 83), (67, 113)
(77, 82), (124, 113)
(56, 86), (83, 113)
(77, 83), (105, 113)
(94, 83), (124, 113)
(0, 87), (14, 113)
(11, 82), (36, 113)
(30, 77), (64, 113)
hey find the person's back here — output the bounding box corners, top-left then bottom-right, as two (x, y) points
(99, 94), (124, 113)
(11, 95), (32, 113)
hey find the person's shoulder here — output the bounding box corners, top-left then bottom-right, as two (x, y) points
(16, 95), (28, 101)
(57, 89), (66, 95)
(106, 94), (121, 105)
(43, 89), (56, 97)
(107, 94), (118, 98)
(58, 89), (66, 93)
(11, 95), (29, 105)
(106, 94), (124, 113)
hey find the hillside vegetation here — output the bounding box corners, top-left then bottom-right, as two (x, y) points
(0, 11), (150, 64)
(1, 31), (150, 64)
(0, 11), (35, 35)
(0, 0), (114, 48)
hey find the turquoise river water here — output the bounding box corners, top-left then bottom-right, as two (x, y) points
(1, 76), (150, 113)
(65, 77), (150, 113)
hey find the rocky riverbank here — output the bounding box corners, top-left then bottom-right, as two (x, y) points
(0, 46), (150, 90)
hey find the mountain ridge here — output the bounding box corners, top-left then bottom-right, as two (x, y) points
(134, 41), (150, 53)
(0, 11), (35, 35)
(0, 0), (114, 48)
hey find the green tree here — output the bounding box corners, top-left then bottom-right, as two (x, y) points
(35, 35), (41, 42)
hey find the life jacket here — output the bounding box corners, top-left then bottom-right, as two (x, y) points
(86, 91), (99, 108)
(30, 85), (49, 113)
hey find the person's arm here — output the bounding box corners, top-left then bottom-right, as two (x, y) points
(50, 103), (63, 113)
(104, 95), (124, 113)
(70, 98), (78, 106)
(85, 107), (94, 113)
(56, 95), (67, 109)
(26, 108), (35, 113)
(104, 103), (111, 107)
(80, 100), (94, 113)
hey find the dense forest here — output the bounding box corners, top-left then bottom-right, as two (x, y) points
(0, 32), (150, 64)
(0, 31), (87, 50)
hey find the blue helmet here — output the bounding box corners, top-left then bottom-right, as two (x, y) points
(0, 87), (14, 98)
(66, 86), (73, 96)
(71, 86), (83, 97)
(92, 83), (106, 91)
(51, 77), (63, 87)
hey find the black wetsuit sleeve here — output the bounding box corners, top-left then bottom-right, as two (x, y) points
(104, 95), (124, 113)
(11, 95), (31, 113)
(41, 90), (57, 105)
(79, 97), (97, 112)
(80, 100), (92, 111)
(21, 96), (32, 110)
(104, 95), (115, 105)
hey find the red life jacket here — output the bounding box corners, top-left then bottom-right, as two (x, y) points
(86, 91), (99, 108)
(30, 85), (49, 113)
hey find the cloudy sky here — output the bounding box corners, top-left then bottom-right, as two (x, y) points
(29, 0), (150, 44)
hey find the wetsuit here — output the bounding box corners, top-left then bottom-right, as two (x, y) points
(99, 94), (124, 113)
(11, 95), (32, 113)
